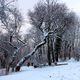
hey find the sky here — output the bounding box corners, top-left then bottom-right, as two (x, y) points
(17, 0), (38, 16)
(17, 0), (80, 16)
(17, 0), (80, 34)
(17, 0), (38, 34)
(61, 0), (80, 15)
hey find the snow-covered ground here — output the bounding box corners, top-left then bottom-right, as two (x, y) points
(0, 59), (80, 80)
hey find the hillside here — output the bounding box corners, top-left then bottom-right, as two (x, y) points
(0, 59), (80, 80)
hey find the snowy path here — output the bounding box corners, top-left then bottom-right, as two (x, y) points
(0, 60), (80, 80)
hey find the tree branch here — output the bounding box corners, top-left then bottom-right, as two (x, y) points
(0, 40), (17, 49)
(17, 40), (46, 67)
(0, 45), (10, 54)
(16, 31), (55, 67)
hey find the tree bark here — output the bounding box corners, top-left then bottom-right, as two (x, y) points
(47, 35), (51, 65)
(15, 31), (54, 71)
(15, 40), (46, 71)
(54, 35), (62, 62)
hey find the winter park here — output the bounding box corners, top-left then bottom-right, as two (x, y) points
(0, 0), (80, 80)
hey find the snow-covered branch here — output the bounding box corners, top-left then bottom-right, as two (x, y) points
(16, 31), (54, 67)
(17, 40), (45, 66)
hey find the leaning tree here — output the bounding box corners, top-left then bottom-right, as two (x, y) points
(14, 0), (78, 71)
(28, 0), (77, 65)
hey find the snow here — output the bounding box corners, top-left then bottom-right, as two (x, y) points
(0, 59), (80, 80)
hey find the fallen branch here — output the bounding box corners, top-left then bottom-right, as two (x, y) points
(56, 63), (68, 66)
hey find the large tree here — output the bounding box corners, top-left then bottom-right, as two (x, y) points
(13, 0), (78, 72)
(0, 0), (23, 74)
(28, 0), (77, 65)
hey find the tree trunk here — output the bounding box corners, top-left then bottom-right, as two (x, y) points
(51, 38), (55, 63)
(38, 47), (42, 64)
(47, 35), (51, 66)
(5, 35), (13, 74)
(15, 40), (46, 71)
(10, 35), (13, 42)
(54, 35), (62, 63)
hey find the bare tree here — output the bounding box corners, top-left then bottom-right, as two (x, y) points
(0, 0), (23, 74)
(28, 0), (77, 65)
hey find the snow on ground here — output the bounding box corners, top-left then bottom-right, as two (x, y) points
(0, 59), (80, 80)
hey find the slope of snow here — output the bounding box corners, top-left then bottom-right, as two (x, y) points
(0, 59), (80, 80)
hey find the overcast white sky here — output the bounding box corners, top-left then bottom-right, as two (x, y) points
(17, 0), (80, 34)
(17, 0), (80, 16)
